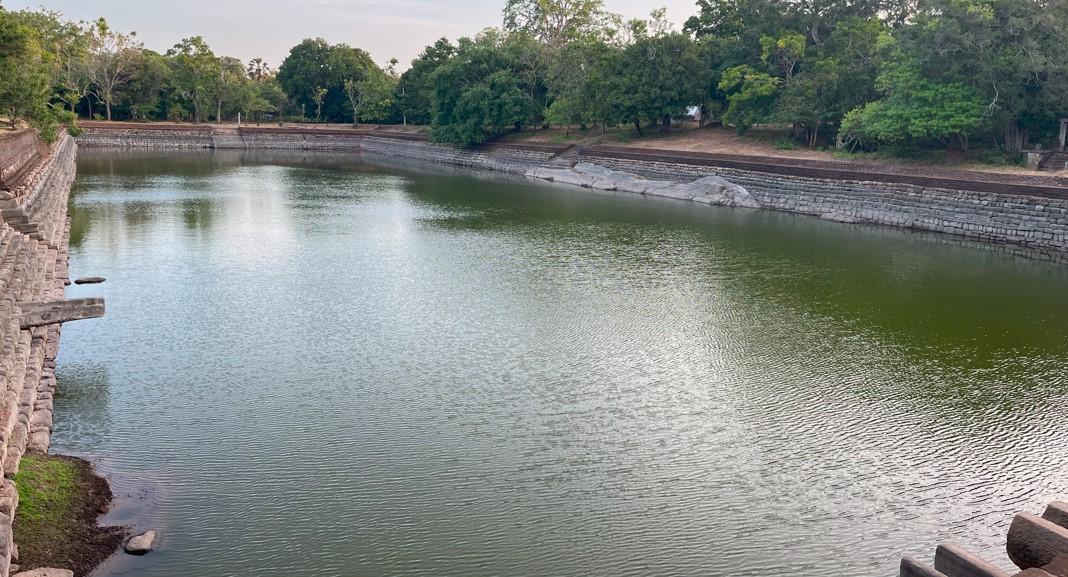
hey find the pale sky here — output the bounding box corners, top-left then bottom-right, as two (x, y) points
(4, 0), (700, 70)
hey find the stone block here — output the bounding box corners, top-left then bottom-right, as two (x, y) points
(901, 556), (950, 577)
(933, 544), (1009, 577)
(1008, 513), (1068, 570)
(1043, 503), (1068, 531)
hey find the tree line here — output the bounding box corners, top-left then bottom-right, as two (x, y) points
(2, 0), (1067, 156)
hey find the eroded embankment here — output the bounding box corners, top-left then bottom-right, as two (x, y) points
(77, 124), (1068, 261)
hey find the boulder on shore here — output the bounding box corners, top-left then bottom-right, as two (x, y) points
(124, 530), (159, 555)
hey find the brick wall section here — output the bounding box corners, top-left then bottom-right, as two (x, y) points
(0, 134), (77, 577)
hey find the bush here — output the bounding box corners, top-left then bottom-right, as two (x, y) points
(774, 137), (798, 150)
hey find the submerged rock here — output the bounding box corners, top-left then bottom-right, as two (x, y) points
(124, 530), (160, 555)
(73, 277), (106, 285)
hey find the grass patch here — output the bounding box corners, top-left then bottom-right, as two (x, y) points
(14, 455), (80, 526)
(13, 454), (127, 574)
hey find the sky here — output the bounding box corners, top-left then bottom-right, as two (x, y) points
(3, 0), (700, 70)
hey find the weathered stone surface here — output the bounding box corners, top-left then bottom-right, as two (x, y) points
(12, 569), (75, 577)
(900, 556), (950, 577)
(124, 530), (160, 555)
(19, 298), (105, 329)
(1041, 502), (1068, 531)
(25, 431), (49, 454)
(1007, 513), (1068, 570)
(526, 162), (763, 209)
(933, 544), (1008, 577)
(72, 276), (105, 285)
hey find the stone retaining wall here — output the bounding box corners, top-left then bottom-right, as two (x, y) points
(78, 125), (213, 149)
(0, 131), (42, 190)
(0, 133), (78, 577)
(359, 136), (565, 174)
(74, 125), (1068, 259)
(237, 128), (364, 151)
(576, 153), (1068, 259)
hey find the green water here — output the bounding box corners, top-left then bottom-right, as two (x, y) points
(56, 149), (1068, 577)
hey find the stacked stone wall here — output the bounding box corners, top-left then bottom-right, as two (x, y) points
(359, 136), (563, 174)
(238, 129), (363, 151)
(0, 132), (41, 188)
(74, 125), (1068, 259)
(578, 154), (1068, 259)
(78, 126), (213, 149)
(0, 133), (78, 576)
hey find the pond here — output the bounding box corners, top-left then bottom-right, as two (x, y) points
(57, 149), (1068, 577)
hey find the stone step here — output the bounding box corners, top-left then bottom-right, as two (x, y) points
(1008, 513), (1068, 571)
(933, 544), (1009, 577)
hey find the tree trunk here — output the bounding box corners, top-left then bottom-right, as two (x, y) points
(1005, 121), (1023, 151)
(634, 119), (643, 137)
(217, 99), (222, 123)
(662, 115), (670, 133)
(106, 99), (112, 121)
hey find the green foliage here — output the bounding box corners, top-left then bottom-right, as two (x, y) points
(429, 30), (534, 146)
(276, 38), (378, 123)
(3, 0), (1068, 161)
(773, 137), (797, 150)
(609, 32), (709, 136)
(841, 59), (989, 151)
(166, 36), (218, 123)
(502, 0), (608, 46)
(396, 38), (456, 125)
(0, 6), (70, 140)
(718, 65), (777, 134)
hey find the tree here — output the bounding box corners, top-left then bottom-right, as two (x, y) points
(210, 56), (247, 122)
(396, 38), (456, 126)
(86, 18), (142, 121)
(345, 59), (397, 125)
(0, 7), (63, 139)
(609, 32), (709, 135)
(840, 56), (988, 151)
(242, 77), (287, 125)
(544, 37), (616, 133)
(311, 87), (327, 123)
(246, 58), (271, 82)
(276, 38), (377, 122)
(167, 36), (218, 123)
(502, 0), (608, 47)
(718, 65), (778, 133)
(8, 9), (91, 115)
(121, 49), (169, 120)
(430, 30), (532, 146)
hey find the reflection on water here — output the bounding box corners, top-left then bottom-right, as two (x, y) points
(58, 149), (1068, 577)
